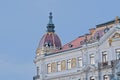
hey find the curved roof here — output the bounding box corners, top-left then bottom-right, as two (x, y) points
(38, 32), (62, 49)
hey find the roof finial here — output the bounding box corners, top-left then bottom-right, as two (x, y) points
(115, 16), (119, 24)
(49, 12), (53, 24)
(47, 12), (55, 33)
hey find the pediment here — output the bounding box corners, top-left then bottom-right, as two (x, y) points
(83, 65), (97, 72)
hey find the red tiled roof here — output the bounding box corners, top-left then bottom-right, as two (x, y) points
(54, 25), (113, 53)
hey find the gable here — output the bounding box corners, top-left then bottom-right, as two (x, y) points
(99, 24), (120, 47)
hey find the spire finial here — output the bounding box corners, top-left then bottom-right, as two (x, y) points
(47, 12), (55, 33)
(49, 12), (53, 24)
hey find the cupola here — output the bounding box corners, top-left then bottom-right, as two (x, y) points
(36, 12), (62, 56)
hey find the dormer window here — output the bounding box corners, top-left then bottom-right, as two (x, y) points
(69, 44), (73, 48)
(80, 41), (84, 45)
(58, 47), (62, 50)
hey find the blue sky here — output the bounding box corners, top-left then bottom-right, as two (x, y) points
(0, 0), (120, 80)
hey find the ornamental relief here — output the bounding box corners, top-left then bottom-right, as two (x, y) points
(112, 33), (120, 39)
(51, 62), (57, 72)
(71, 58), (77, 68)
(108, 33), (120, 46)
(61, 60), (66, 70)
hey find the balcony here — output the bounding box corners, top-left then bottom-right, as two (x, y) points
(98, 61), (111, 69)
(33, 75), (40, 80)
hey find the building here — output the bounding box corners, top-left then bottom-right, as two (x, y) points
(33, 13), (120, 80)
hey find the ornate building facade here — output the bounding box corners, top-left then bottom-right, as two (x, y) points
(33, 13), (120, 80)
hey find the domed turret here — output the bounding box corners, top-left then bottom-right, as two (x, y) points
(36, 12), (62, 56)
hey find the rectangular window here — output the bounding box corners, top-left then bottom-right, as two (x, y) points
(116, 49), (120, 59)
(78, 57), (82, 67)
(47, 63), (51, 73)
(90, 54), (95, 64)
(104, 75), (109, 80)
(102, 51), (108, 62)
(57, 61), (61, 71)
(67, 59), (71, 69)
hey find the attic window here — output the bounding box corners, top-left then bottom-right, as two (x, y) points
(69, 44), (73, 48)
(80, 41), (84, 45)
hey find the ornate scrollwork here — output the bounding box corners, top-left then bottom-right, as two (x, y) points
(61, 60), (66, 70)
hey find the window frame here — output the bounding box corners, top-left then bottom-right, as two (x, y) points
(78, 57), (83, 67)
(102, 51), (108, 63)
(67, 59), (72, 69)
(57, 61), (61, 72)
(47, 63), (51, 73)
(90, 54), (95, 65)
(116, 48), (120, 60)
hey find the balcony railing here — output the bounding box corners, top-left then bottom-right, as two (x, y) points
(98, 59), (120, 69)
(33, 75), (40, 80)
(98, 61), (111, 69)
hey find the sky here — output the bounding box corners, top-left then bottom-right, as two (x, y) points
(0, 0), (120, 80)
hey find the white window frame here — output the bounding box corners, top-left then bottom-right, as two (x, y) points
(57, 61), (61, 72)
(116, 48), (120, 60)
(102, 51), (108, 62)
(78, 57), (83, 67)
(90, 54), (95, 65)
(67, 59), (71, 69)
